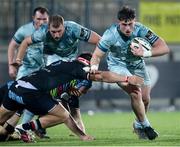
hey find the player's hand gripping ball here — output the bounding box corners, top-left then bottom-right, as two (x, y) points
(130, 37), (152, 57)
(131, 37), (152, 51)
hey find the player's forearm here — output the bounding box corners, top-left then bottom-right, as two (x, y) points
(90, 71), (127, 83)
(151, 38), (170, 57)
(8, 40), (19, 65)
(64, 114), (87, 137)
(100, 71), (127, 83)
(8, 47), (16, 65)
(90, 47), (104, 71)
(90, 72), (144, 86)
(16, 38), (31, 64)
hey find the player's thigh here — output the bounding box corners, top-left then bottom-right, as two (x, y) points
(131, 63), (151, 86)
(108, 61), (135, 91)
(38, 104), (69, 128)
(48, 103), (69, 117)
(0, 106), (15, 125)
(108, 61), (132, 76)
(23, 92), (59, 115)
(2, 85), (24, 113)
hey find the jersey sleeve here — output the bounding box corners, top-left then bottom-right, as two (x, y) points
(138, 23), (159, 45)
(69, 21), (91, 41)
(31, 24), (47, 43)
(13, 26), (25, 44)
(75, 79), (92, 89)
(98, 29), (116, 52)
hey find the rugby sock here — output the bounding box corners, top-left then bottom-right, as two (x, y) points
(22, 119), (42, 131)
(140, 116), (151, 128)
(4, 122), (15, 134)
(134, 120), (143, 129)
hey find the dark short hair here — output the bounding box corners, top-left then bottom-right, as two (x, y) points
(78, 53), (92, 62)
(33, 6), (49, 16)
(49, 15), (64, 28)
(117, 6), (136, 22)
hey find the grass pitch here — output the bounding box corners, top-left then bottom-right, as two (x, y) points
(1, 111), (180, 146)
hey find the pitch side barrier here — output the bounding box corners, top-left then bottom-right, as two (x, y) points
(81, 61), (180, 100)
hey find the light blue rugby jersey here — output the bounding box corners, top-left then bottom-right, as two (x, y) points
(98, 22), (159, 62)
(13, 22), (44, 69)
(31, 21), (91, 60)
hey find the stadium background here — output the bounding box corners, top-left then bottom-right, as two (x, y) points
(0, 0), (180, 112)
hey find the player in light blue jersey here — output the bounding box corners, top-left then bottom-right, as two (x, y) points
(8, 6), (49, 80)
(90, 6), (169, 140)
(16, 14), (100, 64)
(7, 6), (49, 139)
(14, 14), (101, 136)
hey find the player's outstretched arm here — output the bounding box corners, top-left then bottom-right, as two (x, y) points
(64, 114), (94, 141)
(89, 71), (144, 86)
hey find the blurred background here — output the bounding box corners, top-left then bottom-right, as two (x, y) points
(0, 0), (180, 112)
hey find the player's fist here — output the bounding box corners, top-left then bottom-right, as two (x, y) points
(90, 64), (99, 74)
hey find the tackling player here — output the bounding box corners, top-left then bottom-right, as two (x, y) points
(0, 53), (143, 142)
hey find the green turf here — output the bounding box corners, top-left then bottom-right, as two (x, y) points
(0, 111), (180, 146)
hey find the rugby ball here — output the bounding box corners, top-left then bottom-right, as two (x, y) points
(131, 37), (152, 51)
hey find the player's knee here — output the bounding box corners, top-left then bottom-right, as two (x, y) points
(142, 97), (150, 105)
(130, 88), (142, 100)
(0, 125), (7, 134)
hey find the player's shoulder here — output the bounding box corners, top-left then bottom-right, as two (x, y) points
(108, 23), (118, 31)
(64, 21), (82, 34)
(134, 22), (147, 30)
(50, 59), (77, 66)
(105, 23), (119, 37)
(14, 22), (34, 37)
(69, 60), (83, 69)
(65, 21), (79, 28)
(19, 22), (34, 30)
(102, 23), (118, 39)
(51, 60), (82, 72)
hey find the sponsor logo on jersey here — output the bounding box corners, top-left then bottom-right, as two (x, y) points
(80, 28), (89, 38)
(145, 30), (156, 41)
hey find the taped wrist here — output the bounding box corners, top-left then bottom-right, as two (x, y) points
(91, 64), (99, 70)
(125, 76), (129, 82)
